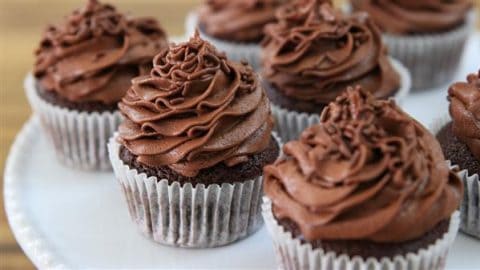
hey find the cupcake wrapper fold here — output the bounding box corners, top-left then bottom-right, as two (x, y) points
(272, 57), (411, 142)
(450, 163), (480, 239)
(383, 10), (475, 90)
(262, 197), (460, 270)
(432, 116), (480, 238)
(271, 105), (321, 143)
(186, 12), (262, 70)
(24, 74), (122, 170)
(108, 133), (282, 248)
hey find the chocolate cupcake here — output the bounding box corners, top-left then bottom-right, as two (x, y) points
(261, 0), (411, 141)
(435, 71), (480, 239)
(25, 0), (168, 170)
(185, 0), (286, 69)
(351, 0), (474, 90)
(108, 32), (281, 248)
(263, 87), (462, 270)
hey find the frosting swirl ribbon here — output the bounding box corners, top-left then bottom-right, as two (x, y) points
(34, 0), (168, 104)
(351, 0), (472, 34)
(449, 71), (480, 160)
(118, 33), (274, 177)
(264, 87), (462, 242)
(198, 0), (286, 42)
(261, 0), (399, 105)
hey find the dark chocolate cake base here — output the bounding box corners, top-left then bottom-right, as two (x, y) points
(198, 23), (262, 44)
(36, 82), (118, 113)
(263, 81), (327, 114)
(119, 136), (280, 186)
(437, 121), (480, 176)
(262, 80), (400, 115)
(277, 217), (450, 259)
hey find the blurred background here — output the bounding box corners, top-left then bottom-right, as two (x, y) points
(0, 0), (479, 269)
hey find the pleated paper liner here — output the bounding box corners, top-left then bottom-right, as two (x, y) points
(383, 10), (475, 90)
(108, 132), (282, 248)
(262, 197), (460, 270)
(24, 74), (122, 170)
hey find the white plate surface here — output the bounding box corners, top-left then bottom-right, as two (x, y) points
(4, 35), (480, 269)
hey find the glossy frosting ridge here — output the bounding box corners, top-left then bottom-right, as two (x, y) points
(261, 0), (399, 106)
(34, 0), (168, 104)
(449, 71), (480, 160)
(118, 32), (274, 177)
(198, 0), (286, 42)
(351, 0), (472, 34)
(264, 87), (462, 242)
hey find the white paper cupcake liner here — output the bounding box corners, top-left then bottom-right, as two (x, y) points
(108, 132), (282, 248)
(450, 163), (480, 239)
(262, 197), (460, 270)
(271, 105), (321, 144)
(271, 57), (411, 142)
(24, 74), (122, 170)
(186, 12), (262, 70)
(432, 116), (480, 238)
(383, 10), (476, 90)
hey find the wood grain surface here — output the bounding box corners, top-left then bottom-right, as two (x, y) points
(0, 0), (478, 269)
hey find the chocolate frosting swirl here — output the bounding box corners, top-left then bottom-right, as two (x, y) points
(34, 0), (168, 104)
(261, 0), (399, 106)
(198, 0), (286, 42)
(449, 71), (480, 160)
(118, 32), (274, 177)
(264, 87), (462, 242)
(351, 0), (472, 34)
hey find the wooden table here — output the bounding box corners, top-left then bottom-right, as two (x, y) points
(0, 1), (478, 268)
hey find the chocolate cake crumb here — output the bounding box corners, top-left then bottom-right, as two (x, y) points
(36, 83), (118, 113)
(119, 137), (280, 186)
(277, 217), (450, 259)
(437, 121), (480, 176)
